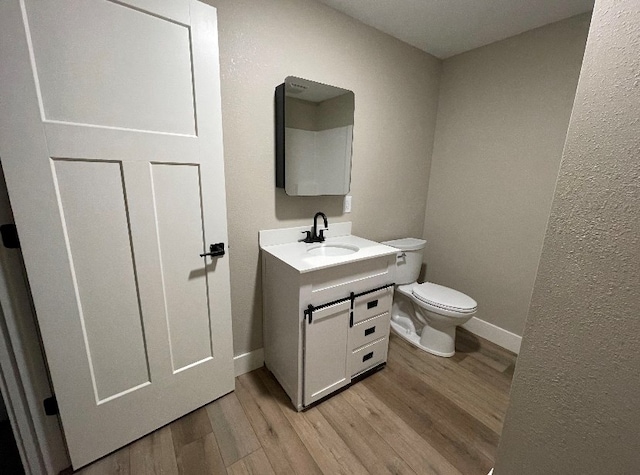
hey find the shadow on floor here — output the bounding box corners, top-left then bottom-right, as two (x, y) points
(456, 328), (482, 353)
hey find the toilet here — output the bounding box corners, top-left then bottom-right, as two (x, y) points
(381, 238), (477, 357)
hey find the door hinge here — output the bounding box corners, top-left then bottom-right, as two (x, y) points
(0, 224), (20, 249)
(43, 396), (58, 416)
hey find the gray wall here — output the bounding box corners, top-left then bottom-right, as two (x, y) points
(207, 0), (441, 355)
(423, 14), (590, 336)
(495, 0), (640, 472)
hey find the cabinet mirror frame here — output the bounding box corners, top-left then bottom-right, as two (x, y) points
(275, 76), (355, 196)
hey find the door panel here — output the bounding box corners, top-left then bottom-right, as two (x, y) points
(53, 159), (151, 401)
(26, 0), (196, 135)
(0, 0), (234, 468)
(151, 163), (214, 371)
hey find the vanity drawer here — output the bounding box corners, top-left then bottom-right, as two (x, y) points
(350, 312), (390, 351)
(353, 287), (393, 325)
(306, 256), (394, 307)
(350, 337), (387, 377)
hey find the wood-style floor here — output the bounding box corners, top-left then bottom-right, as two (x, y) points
(76, 329), (516, 475)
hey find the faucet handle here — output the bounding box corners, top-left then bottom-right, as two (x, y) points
(318, 229), (327, 241)
(299, 230), (312, 242)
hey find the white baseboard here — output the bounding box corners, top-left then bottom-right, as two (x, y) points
(233, 348), (264, 376)
(462, 317), (522, 354)
(232, 318), (519, 377)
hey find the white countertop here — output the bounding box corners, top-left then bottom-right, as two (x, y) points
(259, 222), (399, 273)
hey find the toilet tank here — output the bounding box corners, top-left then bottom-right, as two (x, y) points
(381, 238), (426, 285)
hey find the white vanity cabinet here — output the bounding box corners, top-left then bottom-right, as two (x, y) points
(261, 245), (396, 410)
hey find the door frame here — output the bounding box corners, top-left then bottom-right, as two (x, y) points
(0, 167), (69, 474)
(0, 267), (70, 475)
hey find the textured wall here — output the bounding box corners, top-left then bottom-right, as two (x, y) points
(206, 0), (441, 355)
(423, 14), (590, 336)
(495, 1), (640, 473)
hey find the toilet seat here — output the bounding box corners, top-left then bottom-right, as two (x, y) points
(412, 282), (477, 315)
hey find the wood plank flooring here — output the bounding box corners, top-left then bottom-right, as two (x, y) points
(75, 329), (516, 475)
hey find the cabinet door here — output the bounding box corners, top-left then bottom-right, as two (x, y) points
(303, 300), (351, 406)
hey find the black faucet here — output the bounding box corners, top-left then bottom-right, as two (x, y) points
(300, 212), (329, 243)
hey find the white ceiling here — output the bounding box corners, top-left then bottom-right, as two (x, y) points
(315, 0), (594, 59)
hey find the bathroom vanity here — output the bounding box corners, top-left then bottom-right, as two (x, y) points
(260, 222), (397, 410)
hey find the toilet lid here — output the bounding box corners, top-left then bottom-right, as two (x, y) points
(381, 237), (426, 251)
(412, 282), (477, 313)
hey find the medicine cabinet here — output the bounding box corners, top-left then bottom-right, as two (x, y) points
(275, 76), (354, 196)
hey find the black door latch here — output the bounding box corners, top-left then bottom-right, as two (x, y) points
(200, 243), (225, 258)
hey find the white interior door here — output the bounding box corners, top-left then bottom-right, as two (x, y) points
(0, 0), (234, 468)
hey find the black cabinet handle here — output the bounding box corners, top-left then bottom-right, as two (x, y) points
(364, 326), (376, 336)
(367, 299), (378, 310)
(362, 352), (373, 362)
(200, 243), (225, 258)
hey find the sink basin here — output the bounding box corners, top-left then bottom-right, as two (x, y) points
(306, 243), (359, 257)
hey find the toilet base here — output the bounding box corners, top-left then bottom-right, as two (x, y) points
(390, 319), (455, 358)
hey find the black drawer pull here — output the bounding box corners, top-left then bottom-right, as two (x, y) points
(364, 326), (376, 336)
(367, 300), (378, 310)
(362, 351), (373, 362)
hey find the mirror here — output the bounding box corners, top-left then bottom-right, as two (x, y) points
(276, 76), (354, 196)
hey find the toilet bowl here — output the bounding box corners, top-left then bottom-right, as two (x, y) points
(381, 238), (477, 357)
